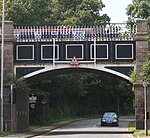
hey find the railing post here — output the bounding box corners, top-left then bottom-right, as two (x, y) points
(94, 37), (96, 66)
(53, 38), (56, 67)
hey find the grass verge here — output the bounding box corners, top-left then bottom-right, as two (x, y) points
(128, 121), (150, 136)
(0, 131), (13, 137)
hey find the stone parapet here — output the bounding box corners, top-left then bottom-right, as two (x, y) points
(136, 20), (148, 32)
(135, 20), (149, 41)
(0, 21), (14, 42)
(0, 21), (14, 85)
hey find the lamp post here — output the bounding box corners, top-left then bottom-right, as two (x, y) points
(143, 81), (149, 136)
(0, 0), (5, 132)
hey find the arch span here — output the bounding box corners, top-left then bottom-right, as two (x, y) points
(23, 66), (131, 82)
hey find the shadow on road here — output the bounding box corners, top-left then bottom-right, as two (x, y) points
(48, 130), (133, 136)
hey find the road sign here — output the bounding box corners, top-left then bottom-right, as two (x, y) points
(41, 99), (48, 104)
(30, 103), (36, 109)
(69, 56), (80, 66)
(29, 94), (37, 103)
(29, 94), (37, 109)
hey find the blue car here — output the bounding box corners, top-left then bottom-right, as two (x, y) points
(101, 112), (119, 126)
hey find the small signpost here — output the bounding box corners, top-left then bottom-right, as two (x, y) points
(41, 99), (48, 124)
(29, 94), (37, 109)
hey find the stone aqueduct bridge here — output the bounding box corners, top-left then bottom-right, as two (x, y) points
(0, 20), (149, 131)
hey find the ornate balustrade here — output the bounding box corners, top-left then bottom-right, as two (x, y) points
(14, 23), (137, 42)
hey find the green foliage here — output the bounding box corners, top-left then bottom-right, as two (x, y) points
(126, 0), (150, 22)
(128, 121), (136, 131)
(0, 131), (12, 137)
(126, 0), (150, 37)
(14, 77), (30, 93)
(5, 0), (52, 25)
(126, 0), (150, 83)
(142, 52), (150, 83)
(128, 121), (150, 136)
(129, 70), (136, 83)
(29, 73), (134, 125)
(2, 0), (110, 25)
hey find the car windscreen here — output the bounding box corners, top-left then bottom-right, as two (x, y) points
(103, 113), (117, 118)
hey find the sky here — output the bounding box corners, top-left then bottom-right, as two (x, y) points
(101, 0), (132, 23)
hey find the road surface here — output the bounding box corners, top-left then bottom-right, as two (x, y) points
(33, 116), (134, 138)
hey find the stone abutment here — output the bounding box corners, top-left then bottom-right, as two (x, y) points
(134, 20), (150, 129)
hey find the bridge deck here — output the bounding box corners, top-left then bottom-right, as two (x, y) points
(14, 39), (135, 80)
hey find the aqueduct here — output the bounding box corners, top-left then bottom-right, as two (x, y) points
(0, 20), (149, 131)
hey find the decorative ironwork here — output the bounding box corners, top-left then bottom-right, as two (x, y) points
(13, 23), (137, 42)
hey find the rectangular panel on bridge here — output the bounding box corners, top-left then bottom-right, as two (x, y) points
(17, 45), (34, 60)
(90, 44), (108, 59)
(14, 41), (135, 64)
(115, 44), (134, 59)
(41, 45), (59, 60)
(66, 44), (83, 60)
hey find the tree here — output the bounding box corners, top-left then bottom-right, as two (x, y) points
(0, 0), (10, 22)
(126, 0), (150, 23)
(1, 0), (110, 25)
(126, 0), (150, 82)
(14, 77), (30, 93)
(4, 0), (52, 25)
(30, 73), (134, 124)
(142, 52), (150, 83)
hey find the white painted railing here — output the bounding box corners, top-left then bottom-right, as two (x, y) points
(13, 23), (137, 41)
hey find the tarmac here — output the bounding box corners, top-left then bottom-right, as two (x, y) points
(1, 118), (150, 138)
(2, 118), (85, 138)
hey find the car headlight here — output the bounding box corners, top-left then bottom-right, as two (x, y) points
(113, 119), (117, 122)
(102, 119), (106, 122)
